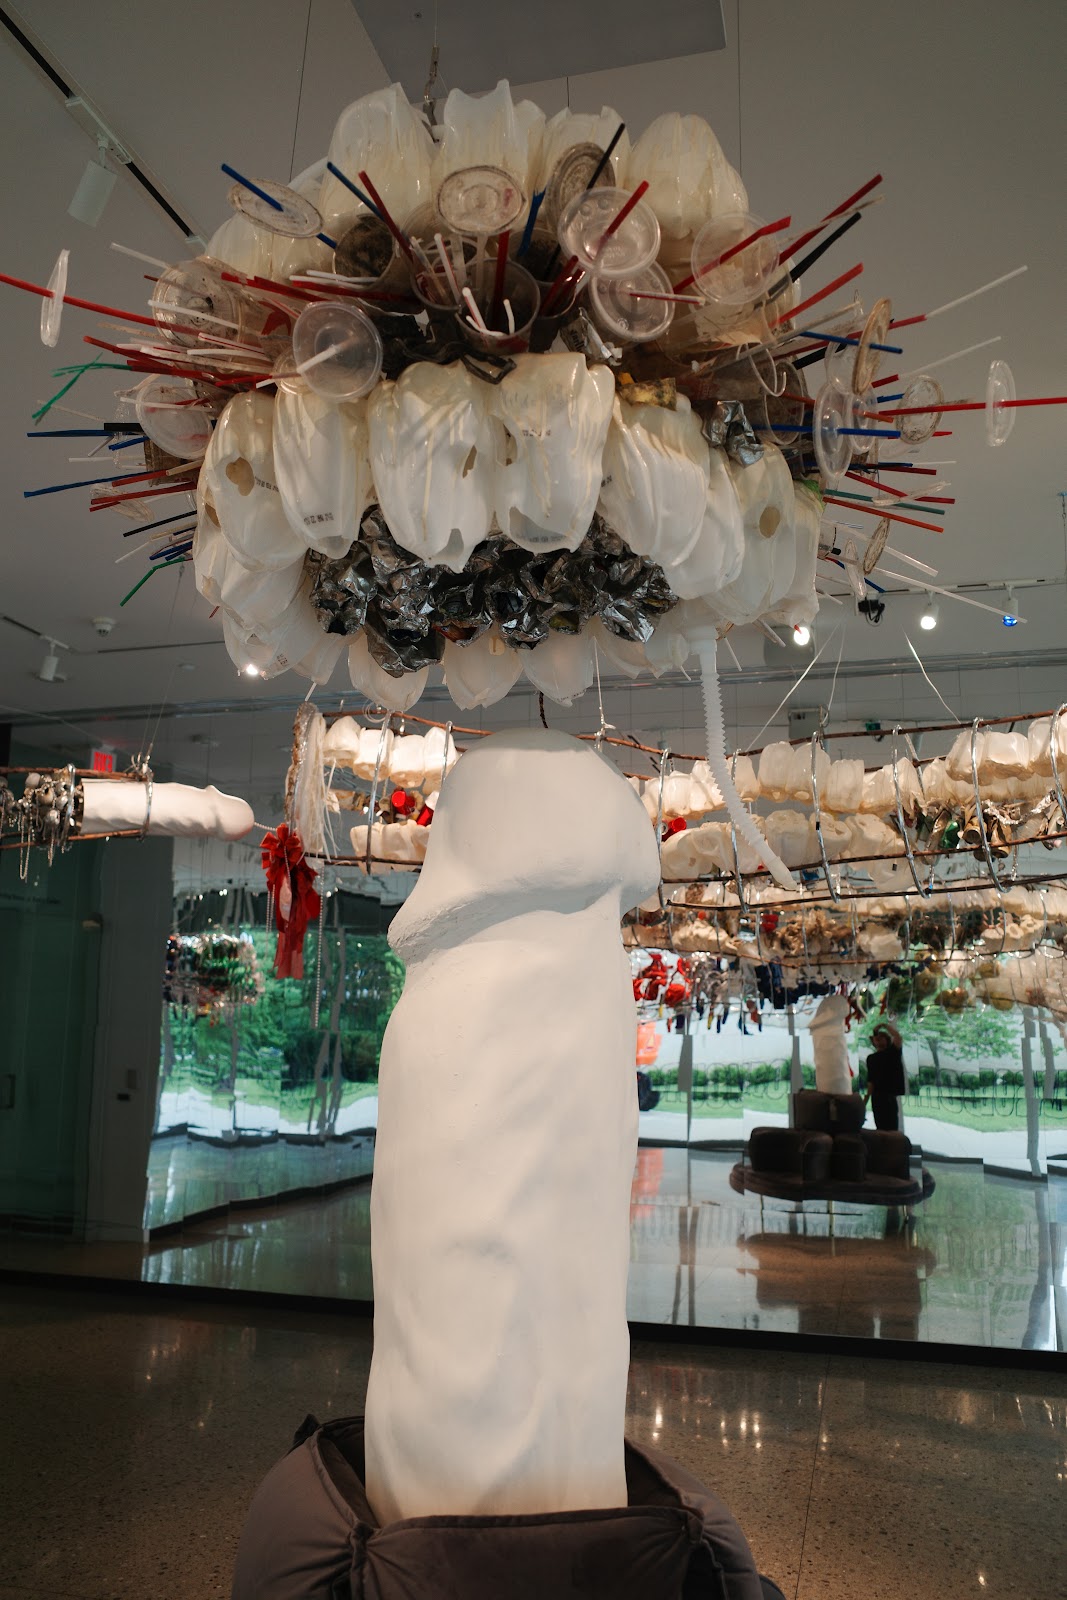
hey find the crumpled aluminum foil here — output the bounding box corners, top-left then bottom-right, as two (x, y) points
(701, 400), (764, 466)
(307, 510), (677, 675)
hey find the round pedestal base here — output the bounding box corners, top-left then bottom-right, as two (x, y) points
(232, 1415), (786, 1599)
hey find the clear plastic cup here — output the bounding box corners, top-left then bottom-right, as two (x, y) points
(898, 374), (945, 444)
(588, 262), (675, 344)
(135, 375), (220, 459)
(437, 166), (526, 238)
(556, 185), (661, 279)
(455, 260), (540, 355)
(291, 301), (383, 401)
(333, 214), (395, 282)
(41, 249), (68, 348)
(689, 212), (779, 307)
(542, 142), (617, 228)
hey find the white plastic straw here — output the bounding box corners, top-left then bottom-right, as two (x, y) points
(898, 336), (1001, 382)
(110, 242), (172, 270)
(925, 265), (1027, 319)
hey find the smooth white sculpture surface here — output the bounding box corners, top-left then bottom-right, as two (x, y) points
(809, 993), (853, 1094)
(364, 728), (660, 1525)
(80, 780), (254, 841)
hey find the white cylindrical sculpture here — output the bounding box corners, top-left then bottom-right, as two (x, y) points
(808, 993), (853, 1094)
(364, 728), (661, 1524)
(80, 780), (254, 841)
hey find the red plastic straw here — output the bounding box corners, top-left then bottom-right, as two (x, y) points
(875, 396), (1067, 417)
(540, 254), (579, 316)
(768, 262), (863, 329)
(490, 232), (510, 331)
(822, 495), (944, 534)
(0, 269), (157, 327)
(674, 214), (791, 294)
(110, 466), (196, 488)
(779, 175), (882, 263)
(871, 372), (900, 388)
(357, 170), (415, 263)
(888, 314), (926, 330)
(597, 181), (649, 246)
(220, 270), (321, 303)
(846, 471), (906, 500)
(91, 483), (197, 511)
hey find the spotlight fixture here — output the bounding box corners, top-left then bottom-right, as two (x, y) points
(857, 596), (885, 625)
(242, 663), (261, 677)
(64, 100), (131, 228)
(69, 144), (117, 227)
(919, 595), (939, 631)
(792, 624), (811, 647)
(36, 637), (69, 682)
(1002, 585), (1019, 627)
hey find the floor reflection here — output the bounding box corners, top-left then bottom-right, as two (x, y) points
(0, 1142), (1062, 1353)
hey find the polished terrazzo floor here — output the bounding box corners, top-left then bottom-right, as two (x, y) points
(0, 1281), (1063, 1600)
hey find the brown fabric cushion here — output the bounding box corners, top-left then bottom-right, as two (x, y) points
(792, 1090), (832, 1132)
(232, 1417), (769, 1600)
(826, 1093), (865, 1134)
(829, 1134), (866, 1183)
(861, 1129), (912, 1181)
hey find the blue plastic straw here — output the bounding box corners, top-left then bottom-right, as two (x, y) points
(756, 424), (814, 433)
(325, 161), (384, 221)
(874, 393), (904, 403)
(796, 328), (903, 354)
(24, 468), (153, 498)
(108, 436), (147, 451)
(518, 191), (545, 258)
(837, 426), (902, 438)
(27, 427), (136, 438)
(221, 163), (283, 212)
(149, 539), (194, 560)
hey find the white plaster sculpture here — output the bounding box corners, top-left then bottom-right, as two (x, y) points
(808, 993), (853, 1094)
(363, 728), (660, 1524)
(80, 780), (254, 841)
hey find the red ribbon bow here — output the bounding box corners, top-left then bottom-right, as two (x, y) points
(261, 824), (321, 980)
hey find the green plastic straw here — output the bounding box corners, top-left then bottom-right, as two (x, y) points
(32, 355), (105, 422)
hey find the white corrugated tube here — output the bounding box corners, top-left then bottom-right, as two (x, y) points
(689, 626), (796, 893)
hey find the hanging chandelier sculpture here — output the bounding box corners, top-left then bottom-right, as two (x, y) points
(8, 79), (1063, 892)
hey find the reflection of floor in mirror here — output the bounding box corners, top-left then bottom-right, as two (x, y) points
(143, 1132), (377, 1230)
(629, 1148), (1065, 1352)
(1, 1146), (1062, 1353)
(1, 1280), (1063, 1600)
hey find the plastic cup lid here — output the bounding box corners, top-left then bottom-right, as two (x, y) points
(589, 261), (674, 343)
(41, 249), (68, 348)
(228, 177), (324, 239)
(812, 381), (853, 488)
(689, 213), (779, 308)
(557, 186), (660, 280)
(862, 516), (891, 575)
(852, 297), (891, 392)
(544, 142), (616, 225)
(437, 166), (526, 237)
(290, 300), (383, 402)
(135, 375), (218, 459)
(985, 358), (1016, 447)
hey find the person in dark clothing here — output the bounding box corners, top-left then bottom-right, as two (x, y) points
(864, 1021), (906, 1130)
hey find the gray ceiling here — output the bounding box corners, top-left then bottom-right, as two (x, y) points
(1, 0), (1065, 801)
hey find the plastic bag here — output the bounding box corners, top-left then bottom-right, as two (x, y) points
(665, 443), (745, 602)
(273, 387), (373, 559)
(489, 355), (613, 552)
(323, 716), (363, 769)
(441, 633), (522, 709)
(947, 729), (1031, 783)
(432, 79), (544, 194)
(522, 629), (595, 705)
(348, 633), (428, 710)
(860, 760), (922, 816)
(822, 757), (865, 814)
(599, 395), (709, 569)
(367, 362), (499, 569)
(201, 392), (308, 571)
(320, 84), (436, 239)
(623, 113), (742, 240)
(764, 484), (821, 627)
(587, 619), (649, 679)
(765, 810), (817, 869)
(708, 449), (796, 626)
(389, 734), (429, 792)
